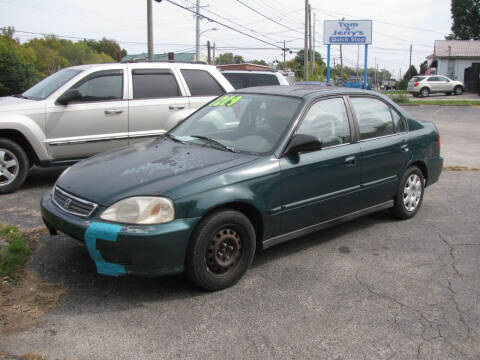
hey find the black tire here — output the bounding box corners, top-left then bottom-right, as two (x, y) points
(454, 86), (463, 95)
(185, 209), (256, 291)
(391, 166), (424, 220)
(0, 138), (29, 194)
(413, 93), (419, 98)
(420, 87), (430, 97)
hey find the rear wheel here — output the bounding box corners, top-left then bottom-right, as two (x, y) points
(185, 209), (256, 291)
(454, 86), (463, 95)
(391, 166), (424, 220)
(0, 138), (29, 194)
(420, 87), (430, 97)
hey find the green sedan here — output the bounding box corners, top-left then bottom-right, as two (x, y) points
(41, 86), (443, 290)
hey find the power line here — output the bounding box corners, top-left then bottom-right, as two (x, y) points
(164, 0), (283, 49)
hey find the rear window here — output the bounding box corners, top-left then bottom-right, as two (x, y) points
(181, 69), (225, 96)
(222, 72), (280, 89)
(132, 69), (180, 99)
(410, 76), (426, 82)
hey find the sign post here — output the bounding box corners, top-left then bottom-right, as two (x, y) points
(323, 20), (372, 87)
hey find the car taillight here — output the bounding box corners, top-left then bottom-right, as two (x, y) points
(437, 134), (441, 149)
(414, 82), (419, 87)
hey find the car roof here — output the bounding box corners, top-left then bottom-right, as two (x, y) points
(222, 70), (279, 74)
(233, 85), (380, 100)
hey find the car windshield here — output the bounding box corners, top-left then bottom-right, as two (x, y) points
(171, 93), (302, 155)
(22, 68), (83, 100)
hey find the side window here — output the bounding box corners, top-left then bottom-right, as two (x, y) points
(222, 73), (245, 89)
(181, 69), (225, 96)
(391, 109), (406, 133)
(428, 77), (440, 82)
(132, 69), (180, 99)
(297, 97), (351, 148)
(248, 73), (280, 87)
(351, 97), (394, 140)
(438, 76), (449, 82)
(72, 70), (123, 102)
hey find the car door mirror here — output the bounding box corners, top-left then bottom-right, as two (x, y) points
(57, 89), (82, 105)
(284, 134), (322, 157)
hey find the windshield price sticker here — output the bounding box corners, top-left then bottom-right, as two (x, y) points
(210, 95), (243, 107)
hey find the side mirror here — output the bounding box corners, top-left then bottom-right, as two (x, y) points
(57, 89), (82, 105)
(284, 134), (322, 157)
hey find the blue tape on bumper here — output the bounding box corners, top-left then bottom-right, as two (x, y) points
(84, 222), (126, 277)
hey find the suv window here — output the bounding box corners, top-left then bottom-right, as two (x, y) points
(297, 97), (351, 148)
(222, 73), (244, 89)
(428, 76), (441, 82)
(438, 76), (449, 82)
(411, 76), (426, 82)
(72, 70), (123, 102)
(223, 72), (280, 89)
(351, 97), (394, 140)
(132, 69), (180, 99)
(181, 69), (224, 96)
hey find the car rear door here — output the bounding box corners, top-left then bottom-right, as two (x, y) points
(177, 65), (227, 113)
(349, 96), (410, 207)
(127, 63), (190, 144)
(277, 96), (362, 235)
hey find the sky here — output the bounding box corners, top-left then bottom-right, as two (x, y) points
(0, 0), (453, 79)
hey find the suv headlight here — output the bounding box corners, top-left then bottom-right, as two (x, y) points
(100, 197), (175, 224)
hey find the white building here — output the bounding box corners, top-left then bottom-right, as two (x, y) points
(434, 40), (480, 83)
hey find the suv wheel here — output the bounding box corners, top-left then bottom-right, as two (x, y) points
(420, 87), (430, 97)
(454, 86), (463, 95)
(391, 166), (424, 220)
(185, 209), (256, 291)
(0, 138), (29, 194)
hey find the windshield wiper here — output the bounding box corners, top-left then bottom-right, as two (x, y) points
(190, 135), (236, 153)
(162, 133), (186, 144)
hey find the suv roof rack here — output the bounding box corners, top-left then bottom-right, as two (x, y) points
(125, 59), (208, 64)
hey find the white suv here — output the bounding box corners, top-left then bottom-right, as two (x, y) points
(407, 75), (464, 97)
(221, 70), (290, 89)
(0, 62), (234, 193)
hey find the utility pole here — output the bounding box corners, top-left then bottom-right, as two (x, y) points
(374, 58), (377, 88)
(408, 44), (412, 80)
(212, 42), (216, 64)
(304, 0), (308, 81)
(147, 0), (153, 60)
(195, 0), (201, 61)
(283, 40), (286, 70)
(340, 17), (344, 80)
(207, 40), (211, 64)
(311, 11), (315, 79)
(308, 4), (312, 79)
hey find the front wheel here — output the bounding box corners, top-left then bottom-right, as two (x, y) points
(185, 209), (256, 291)
(454, 86), (463, 95)
(391, 166), (424, 220)
(0, 138), (29, 194)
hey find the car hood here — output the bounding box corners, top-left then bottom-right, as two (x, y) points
(0, 96), (41, 110)
(57, 138), (257, 206)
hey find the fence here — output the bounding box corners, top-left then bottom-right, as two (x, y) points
(464, 63), (480, 94)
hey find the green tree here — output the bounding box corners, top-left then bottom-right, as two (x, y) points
(215, 52), (234, 65)
(0, 37), (39, 96)
(84, 38), (127, 62)
(250, 59), (268, 66)
(419, 60), (428, 74)
(449, 0), (480, 40)
(403, 65), (418, 80)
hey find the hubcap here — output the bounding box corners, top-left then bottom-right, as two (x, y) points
(0, 149), (19, 186)
(403, 174), (422, 212)
(422, 89), (429, 97)
(206, 228), (242, 274)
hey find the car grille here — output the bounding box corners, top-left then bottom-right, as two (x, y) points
(52, 187), (98, 217)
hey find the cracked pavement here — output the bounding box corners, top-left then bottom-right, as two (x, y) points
(0, 106), (479, 359)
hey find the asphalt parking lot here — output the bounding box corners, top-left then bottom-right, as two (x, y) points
(1, 105), (479, 359)
(408, 92), (480, 101)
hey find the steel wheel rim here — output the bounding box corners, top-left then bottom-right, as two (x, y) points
(455, 87), (462, 95)
(403, 174), (422, 212)
(421, 89), (429, 97)
(0, 148), (19, 186)
(206, 227), (242, 274)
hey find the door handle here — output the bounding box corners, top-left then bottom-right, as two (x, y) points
(345, 156), (356, 167)
(169, 104), (186, 110)
(104, 109), (123, 115)
(400, 144), (410, 153)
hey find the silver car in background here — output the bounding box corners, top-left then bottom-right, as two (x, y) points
(407, 75), (464, 97)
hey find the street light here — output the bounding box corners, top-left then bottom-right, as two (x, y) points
(200, 27), (217, 35)
(277, 40), (293, 71)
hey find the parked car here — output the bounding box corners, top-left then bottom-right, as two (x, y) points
(407, 75), (464, 97)
(344, 76), (373, 90)
(41, 86), (443, 291)
(0, 62), (234, 193)
(221, 70), (290, 89)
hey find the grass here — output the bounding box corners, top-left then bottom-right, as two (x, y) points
(381, 90), (408, 95)
(405, 100), (480, 106)
(0, 224), (31, 283)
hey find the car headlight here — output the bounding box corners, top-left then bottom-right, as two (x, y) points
(100, 197), (175, 224)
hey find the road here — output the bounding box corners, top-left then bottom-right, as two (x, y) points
(0, 106), (479, 360)
(408, 92), (479, 101)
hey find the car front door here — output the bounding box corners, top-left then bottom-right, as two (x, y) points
(349, 96), (410, 207)
(437, 76), (451, 92)
(128, 65), (190, 144)
(46, 69), (128, 160)
(277, 97), (362, 235)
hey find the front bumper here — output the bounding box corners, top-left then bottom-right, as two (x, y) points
(41, 191), (200, 277)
